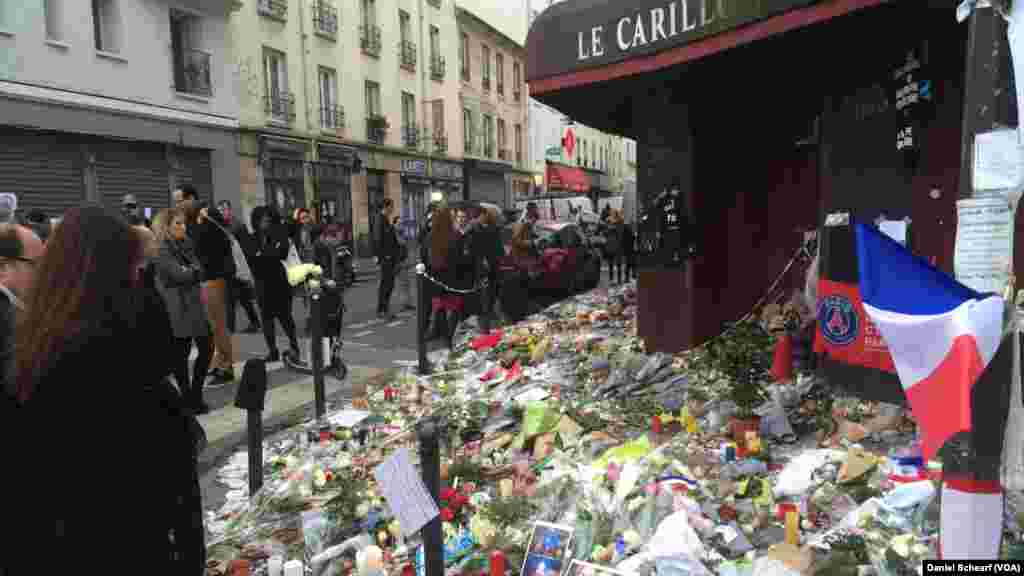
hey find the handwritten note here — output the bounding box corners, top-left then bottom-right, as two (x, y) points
(374, 448), (440, 537)
(974, 130), (1024, 192)
(955, 197), (1016, 294)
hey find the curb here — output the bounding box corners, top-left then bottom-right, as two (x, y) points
(196, 367), (398, 477)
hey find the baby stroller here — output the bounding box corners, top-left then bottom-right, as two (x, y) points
(282, 260), (349, 381)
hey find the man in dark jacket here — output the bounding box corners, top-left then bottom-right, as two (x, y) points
(0, 224), (43, 398)
(373, 198), (400, 320)
(175, 184), (236, 384)
(218, 200), (261, 334)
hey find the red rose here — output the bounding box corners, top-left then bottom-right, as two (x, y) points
(453, 494), (470, 508)
(440, 488), (457, 501)
(440, 508), (454, 522)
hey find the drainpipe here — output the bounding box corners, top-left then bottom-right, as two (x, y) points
(297, 0), (316, 209)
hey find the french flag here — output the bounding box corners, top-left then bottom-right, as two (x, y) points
(855, 221), (1009, 559)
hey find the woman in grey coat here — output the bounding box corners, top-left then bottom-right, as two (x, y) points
(152, 206), (213, 415)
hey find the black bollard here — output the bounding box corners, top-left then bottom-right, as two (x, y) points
(311, 284), (326, 421)
(234, 359), (268, 498)
(416, 263), (431, 375)
(418, 419), (443, 576)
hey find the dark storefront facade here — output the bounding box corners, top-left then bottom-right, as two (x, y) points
(464, 158), (511, 207)
(314, 143), (358, 243)
(431, 160), (465, 203)
(527, 0), (974, 352)
(260, 136), (308, 219)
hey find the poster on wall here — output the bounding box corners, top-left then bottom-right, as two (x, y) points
(954, 197), (1016, 294)
(973, 130), (1024, 194)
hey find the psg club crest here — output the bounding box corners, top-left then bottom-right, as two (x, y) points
(818, 295), (859, 347)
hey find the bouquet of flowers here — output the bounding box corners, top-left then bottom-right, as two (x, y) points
(439, 483), (477, 527)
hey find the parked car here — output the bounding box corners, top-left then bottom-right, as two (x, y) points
(499, 221), (602, 296)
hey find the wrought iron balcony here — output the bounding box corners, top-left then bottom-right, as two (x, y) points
(460, 65), (470, 82)
(366, 116), (388, 145)
(174, 48), (212, 97)
(427, 0), (441, 7)
(312, 1), (338, 39)
(497, 82), (505, 97)
(514, 88), (522, 102)
(498, 148), (510, 161)
(402, 124), (420, 149)
(430, 55), (445, 81)
(399, 40), (416, 71)
(360, 25), (382, 57)
(265, 92), (296, 122)
(433, 132), (447, 154)
(482, 76), (491, 92)
(258, 0), (287, 21)
(321, 105), (345, 130)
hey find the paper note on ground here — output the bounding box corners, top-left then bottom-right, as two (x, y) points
(329, 409), (371, 428)
(374, 447), (440, 537)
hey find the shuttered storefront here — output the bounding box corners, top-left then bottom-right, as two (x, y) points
(0, 127), (87, 218)
(171, 146), (213, 204)
(95, 139), (170, 216)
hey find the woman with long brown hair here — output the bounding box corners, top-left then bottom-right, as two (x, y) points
(429, 205), (474, 347)
(8, 205), (206, 574)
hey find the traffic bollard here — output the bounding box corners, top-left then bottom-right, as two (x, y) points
(234, 359), (268, 498)
(310, 284), (326, 421)
(416, 263), (431, 376)
(418, 418), (443, 576)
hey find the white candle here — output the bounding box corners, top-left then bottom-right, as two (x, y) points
(283, 559), (304, 576)
(268, 556), (284, 576)
(364, 546), (384, 572)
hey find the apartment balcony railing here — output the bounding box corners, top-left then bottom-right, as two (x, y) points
(366, 116), (388, 145)
(321, 105), (345, 130)
(514, 88), (522, 102)
(312, 1), (338, 39)
(402, 124), (420, 149)
(174, 49), (212, 97)
(427, 0), (441, 7)
(399, 40), (416, 71)
(497, 82), (505, 97)
(430, 55), (445, 81)
(498, 148), (510, 161)
(360, 25), (382, 57)
(460, 66), (470, 82)
(482, 76), (491, 92)
(258, 0), (287, 21)
(265, 92), (296, 123)
(433, 132), (447, 154)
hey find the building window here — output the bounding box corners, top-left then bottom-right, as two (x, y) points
(263, 48), (294, 122)
(367, 169), (387, 220)
(495, 53), (504, 96)
(514, 123), (522, 166)
(258, 0), (288, 20)
(399, 11), (416, 71)
(513, 61), (521, 101)
(360, 0), (381, 57)
(463, 108), (474, 155)
(497, 118), (506, 160)
(312, 0), (338, 39)
(433, 100), (446, 154)
(366, 80), (386, 144)
(170, 10), (211, 96)
(481, 44), (490, 91)
(459, 32), (469, 81)
(482, 114), (494, 158)
(319, 67), (343, 129)
(92, 0), (122, 53)
(402, 92), (418, 149)
(430, 26), (444, 81)
(44, 0), (64, 41)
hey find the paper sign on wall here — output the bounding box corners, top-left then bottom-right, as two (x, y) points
(954, 197), (1016, 294)
(973, 130), (1024, 192)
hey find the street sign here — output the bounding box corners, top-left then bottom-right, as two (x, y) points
(563, 128), (576, 158)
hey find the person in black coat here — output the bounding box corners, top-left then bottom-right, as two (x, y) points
(5, 205), (205, 575)
(373, 199), (400, 319)
(218, 200), (262, 334)
(251, 206), (300, 362)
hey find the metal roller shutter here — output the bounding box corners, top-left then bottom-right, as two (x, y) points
(171, 146), (213, 204)
(95, 140), (170, 216)
(0, 127), (86, 219)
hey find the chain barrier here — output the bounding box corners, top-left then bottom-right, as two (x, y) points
(415, 264), (489, 295)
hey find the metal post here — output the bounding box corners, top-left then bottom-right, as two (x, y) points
(247, 412), (264, 497)
(418, 419), (443, 576)
(416, 263), (431, 375)
(311, 285), (326, 421)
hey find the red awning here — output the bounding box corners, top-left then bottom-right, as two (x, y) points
(546, 164), (590, 193)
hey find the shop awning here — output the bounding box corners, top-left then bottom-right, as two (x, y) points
(546, 163), (590, 193)
(527, 0), (889, 97)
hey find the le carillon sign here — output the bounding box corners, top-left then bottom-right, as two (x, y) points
(528, 0), (820, 81)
